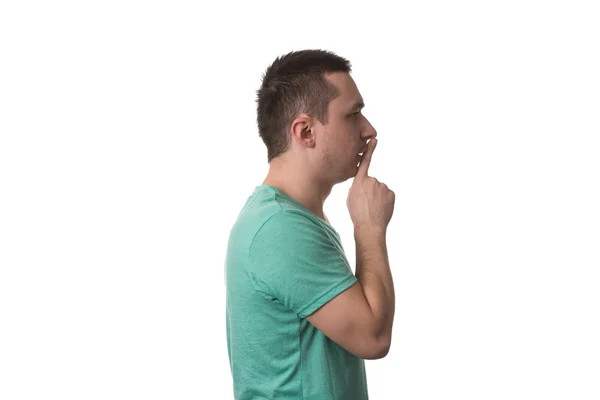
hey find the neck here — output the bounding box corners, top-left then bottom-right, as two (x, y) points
(262, 157), (333, 222)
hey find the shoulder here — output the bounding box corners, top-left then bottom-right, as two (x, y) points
(248, 209), (338, 257)
(253, 210), (323, 242)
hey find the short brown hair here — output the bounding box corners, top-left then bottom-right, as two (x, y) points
(256, 49), (352, 162)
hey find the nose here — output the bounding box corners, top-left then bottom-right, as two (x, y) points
(361, 116), (377, 142)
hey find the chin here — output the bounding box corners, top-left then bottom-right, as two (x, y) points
(329, 162), (358, 184)
(331, 172), (351, 185)
(341, 167), (358, 183)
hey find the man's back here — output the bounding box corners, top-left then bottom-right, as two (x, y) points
(225, 185), (369, 400)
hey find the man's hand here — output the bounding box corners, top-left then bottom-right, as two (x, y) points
(347, 138), (395, 233)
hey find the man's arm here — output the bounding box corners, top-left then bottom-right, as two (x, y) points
(354, 226), (395, 352)
(305, 227), (394, 360)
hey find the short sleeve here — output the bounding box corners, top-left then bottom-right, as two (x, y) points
(248, 211), (357, 318)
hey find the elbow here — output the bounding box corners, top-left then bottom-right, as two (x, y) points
(363, 334), (391, 360)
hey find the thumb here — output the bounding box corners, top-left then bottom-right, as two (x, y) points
(357, 138), (377, 178)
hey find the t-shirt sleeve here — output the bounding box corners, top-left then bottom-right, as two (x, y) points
(248, 210), (357, 318)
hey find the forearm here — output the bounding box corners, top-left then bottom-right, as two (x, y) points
(354, 227), (395, 344)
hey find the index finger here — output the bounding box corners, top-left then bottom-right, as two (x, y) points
(357, 138), (377, 177)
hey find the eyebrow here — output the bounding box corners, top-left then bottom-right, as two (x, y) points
(350, 100), (365, 111)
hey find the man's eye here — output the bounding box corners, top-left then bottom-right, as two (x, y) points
(351, 111), (360, 117)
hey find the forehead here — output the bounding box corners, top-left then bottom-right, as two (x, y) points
(325, 72), (363, 109)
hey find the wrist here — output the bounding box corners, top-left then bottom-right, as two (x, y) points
(354, 225), (386, 241)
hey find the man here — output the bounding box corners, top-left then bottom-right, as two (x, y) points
(225, 49), (395, 399)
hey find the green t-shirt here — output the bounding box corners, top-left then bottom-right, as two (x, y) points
(225, 185), (369, 399)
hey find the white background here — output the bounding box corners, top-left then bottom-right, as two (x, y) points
(1, 0), (599, 399)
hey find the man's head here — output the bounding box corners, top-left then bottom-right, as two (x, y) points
(256, 49), (377, 184)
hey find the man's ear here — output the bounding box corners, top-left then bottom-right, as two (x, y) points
(290, 115), (316, 148)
